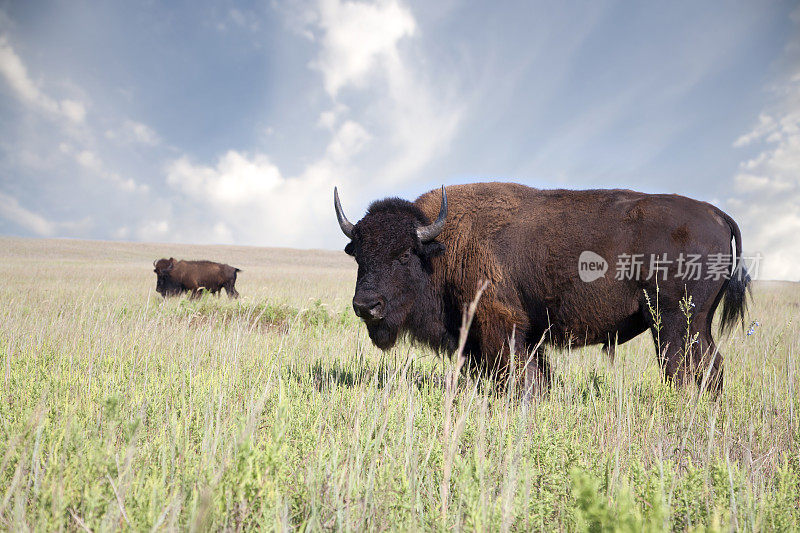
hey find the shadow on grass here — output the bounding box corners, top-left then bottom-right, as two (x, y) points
(297, 353), (678, 409)
(291, 358), (447, 392)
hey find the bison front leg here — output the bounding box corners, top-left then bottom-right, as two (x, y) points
(507, 324), (551, 398)
(477, 311), (549, 397)
(522, 347), (551, 399)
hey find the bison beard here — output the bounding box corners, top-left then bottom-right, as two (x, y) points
(364, 319), (399, 350)
(335, 182), (750, 395)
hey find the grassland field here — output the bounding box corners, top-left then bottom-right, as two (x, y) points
(0, 236), (798, 531)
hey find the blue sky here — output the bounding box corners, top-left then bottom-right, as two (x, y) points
(0, 0), (798, 279)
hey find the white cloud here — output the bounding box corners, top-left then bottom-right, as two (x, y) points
(0, 191), (55, 236)
(210, 221), (235, 243)
(0, 35), (86, 123)
(317, 102), (348, 130)
(76, 149), (102, 172)
(164, 119), (370, 247)
(167, 150), (283, 206)
(0, 191), (92, 237)
(216, 8), (261, 33)
(137, 219), (171, 242)
(312, 0), (416, 97)
(229, 9), (260, 32)
(113, 226), (130, 240)
(127, 119), (159, 145)
(60, 99), (86, 123)
(323, 119), (370, 163)
(733, 173), (792, 193)
(734, 114), (777, 147)
(105, 119), (160, 146)
(60, 143), (149, 194)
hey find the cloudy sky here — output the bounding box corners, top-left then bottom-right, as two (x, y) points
(0, 0), (798, 279)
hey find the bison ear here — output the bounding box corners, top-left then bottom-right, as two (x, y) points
(344, 242), (356, 256)
(419, 241), (445, 258)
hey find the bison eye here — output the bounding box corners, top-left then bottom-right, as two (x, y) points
(398, 249), (412, 265)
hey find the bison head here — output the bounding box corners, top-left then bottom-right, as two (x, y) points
(153, 258), (181, 297)
(335, 186), (447, 350)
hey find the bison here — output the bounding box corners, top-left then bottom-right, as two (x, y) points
(334, 182), (750, 394)
(153, 258), (241, 299)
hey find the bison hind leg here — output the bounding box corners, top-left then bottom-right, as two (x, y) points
(650, 311), (693, 388)
(225, 283), (239, 299)
(651, 308), (724, 395)
(695, 335), (723, 395)
(652, 310), (712, 391)
(694, 314), (723, 395)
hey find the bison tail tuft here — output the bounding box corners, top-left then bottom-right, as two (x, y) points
(719, 264), (750, 335)
(718, 210), (751, 335)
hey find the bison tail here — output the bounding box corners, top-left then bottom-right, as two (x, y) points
(717, 209), (751, 335)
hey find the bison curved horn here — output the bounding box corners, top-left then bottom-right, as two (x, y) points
(334, 187), (354, 239)
(417, 185), (448, 243)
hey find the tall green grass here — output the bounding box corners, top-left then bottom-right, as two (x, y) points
(0, 239), (798, 530)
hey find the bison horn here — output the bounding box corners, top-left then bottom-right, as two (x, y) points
(417, 185), (447, 243)
(334, 187), (354, 239)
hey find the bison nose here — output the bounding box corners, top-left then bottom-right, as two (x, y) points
(353, 295), (386, 320)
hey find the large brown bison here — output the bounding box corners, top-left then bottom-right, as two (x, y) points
(153, 258), (241, 299)
(334, 182), (750, 394)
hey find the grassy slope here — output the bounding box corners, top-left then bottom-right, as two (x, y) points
(0, 237), (798, 531)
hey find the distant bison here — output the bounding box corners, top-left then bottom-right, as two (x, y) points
(153, 258), (241, 299)
(334, 182), (750, 395)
